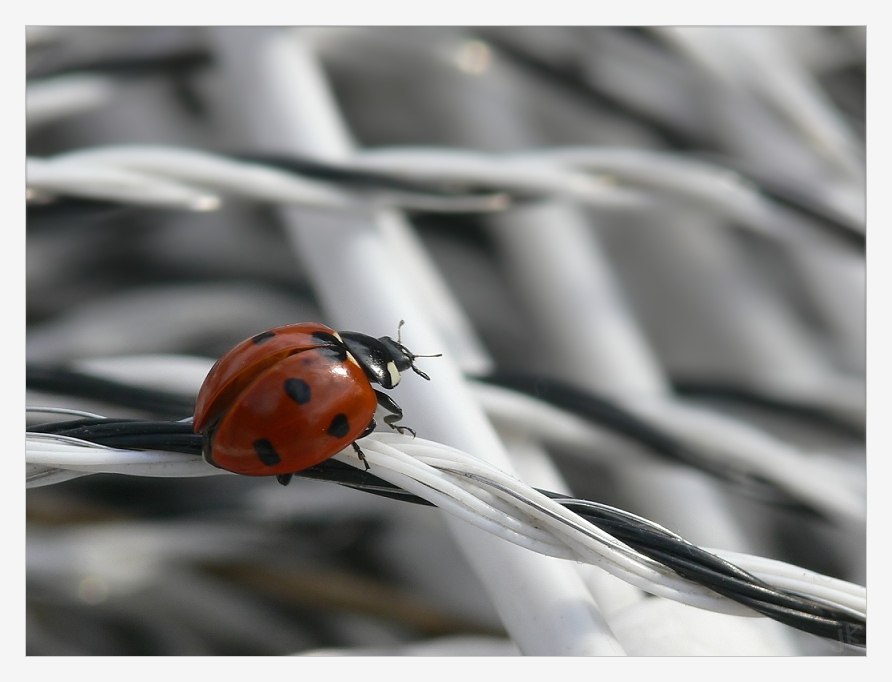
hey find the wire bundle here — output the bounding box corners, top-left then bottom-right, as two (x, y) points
(26, 360), (866, 649)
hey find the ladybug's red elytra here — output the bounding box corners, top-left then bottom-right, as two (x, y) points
(193, 321), (437, 485)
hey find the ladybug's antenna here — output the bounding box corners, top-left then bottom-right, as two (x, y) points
(395, 320), (442, 380)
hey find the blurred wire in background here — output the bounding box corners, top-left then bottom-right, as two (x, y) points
(26, 26), (865, 656)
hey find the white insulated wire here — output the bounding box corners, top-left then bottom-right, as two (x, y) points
(26, 156), (221, 211)
(357, 146), (748, 215)
(25, 434), (218, 478)
(708, 548), (867, 617)
(23, 429), (865, 621)
(26, 465), (91, 488)
(27, 75), (116, 128)
(27, 146), (509, 215)
(371, 443), (743, 611)
(372, 210), (495, 377)
(40, 146), (359, 206)
(27, 406), (109, 420)
(352, 147), (649, 208)
(487, 201), (669, 395)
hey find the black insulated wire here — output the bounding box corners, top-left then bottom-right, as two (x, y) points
(671, 379), (865, 440)
(26, 364), (196, 420)
(28, 418), (203, 455)
(26, 29), (212, 80)
(549, 495), (865, 646)
(229, 152), (508, 203)
(26, 198), (141, 228)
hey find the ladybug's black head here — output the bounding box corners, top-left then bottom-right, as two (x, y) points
(339, 322), (440, 390)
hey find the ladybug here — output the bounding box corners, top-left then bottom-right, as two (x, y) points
(193, 321), (438, 485)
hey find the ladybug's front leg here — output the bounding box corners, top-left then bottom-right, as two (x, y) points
(374, 390), (416, 438)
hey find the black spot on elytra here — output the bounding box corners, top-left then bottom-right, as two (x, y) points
(251, 330), (276, 344)
(283, 377), (312, 404)
(253, 438), (281, 466)
(326, 413), (351, 439)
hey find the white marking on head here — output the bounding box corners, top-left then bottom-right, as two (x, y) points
(345, 351), (362, 369)
(387, 361), (401, 387)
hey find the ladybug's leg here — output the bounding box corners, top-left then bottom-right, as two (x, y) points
(374, 390), (416, 438)
(351, 442), (370, 471)
(276, 473), (294, 486)
(352, 418), (375, 471)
